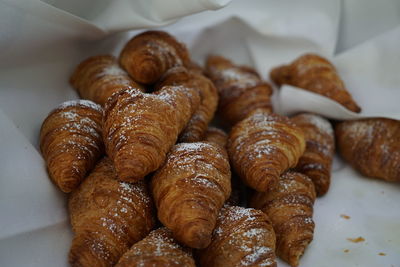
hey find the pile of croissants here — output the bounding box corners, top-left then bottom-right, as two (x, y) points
(39, 30), (400, 267)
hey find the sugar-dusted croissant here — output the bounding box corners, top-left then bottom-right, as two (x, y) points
(103, 86), (200, 182)
(156, 66), (218, 142)
(70, 55), (144, 106)
(116, 227), (195, 267)
(205, 55), (273, 126)
(198, 205), (276, 267)
(69, 158), (155, 267)
(39, 100), (103, 193)
(250, 171), (316, 267)
(292, 113), (335, 196)
(270, 53), (361, 113)
(120, 31), (190, 84)
(203, 126), (228, 148)
(335, 118), (400, 182)
(227, 109), (305, 192)
(151, 142), (231, 249)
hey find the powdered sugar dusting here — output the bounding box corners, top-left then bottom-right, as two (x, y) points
(58, 99), (103, 113)
(301, 114), (333, 136)
(99, 64), (127, 77)
(212, 206), (276, 266)
(174, 142), (212, 153)
(119, 228), (192, 266)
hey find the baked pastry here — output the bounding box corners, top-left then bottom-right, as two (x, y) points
(292, 113), (335, 196)
(151, 142), (231, 249)
(270, 53), (361, 113)
(69, 158), (155, 267)
(203, 127), (228, 148)
(116, 227), (195, 267)
(250, 171), (316, 267)
(120, 31), (190, 84)
(70, 55), (144, 106)
(39, 100), (104, 193)
(335, 118), (400, 182)
(227, 109), (305, 192)
(205, 55), (273, 126)
(156, 66), (218, 142)
(103, 86), (200, 182)
(198, 205), (277, 267)
(203, 127), (240, 205)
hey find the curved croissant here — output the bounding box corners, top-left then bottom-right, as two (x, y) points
(292, 113), (335, 196)
(103, 86), (200, 182)
(156, 66), (219, 142)
(69, 158), (155, 267)
(335, 118), (400, 182)
(250, 171), (316, 267)
(227, 110), (305, 192)
(270, 53), (361, 113)
(198, 205), (277, 267)
(116, 227), (195, 267)
(151, 142), (231, 249)
(203, 127), (240, 206)
(70, 55), (144, 106)
(120, 31), (190, 84)
(205, 55), (273, 126)
(40, 100), (104, 193)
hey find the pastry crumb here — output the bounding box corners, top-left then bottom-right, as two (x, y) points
(378, 252), (386, 256)
(340, 214), (350, 219)
(347, 237), (365, 243)
(343, 249), (349, 253)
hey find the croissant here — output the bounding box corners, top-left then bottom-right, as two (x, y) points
(203, 127), (240, 205)
(335, 118), (400, 182)
(103, 86), (200, 182)
(70, 55), (144, 106)
(292, 113), (335, 196)
(39, 100), (104, 193)
(69, 158), (155, 267)
(156, 66), (219, 142)
(116, 227), (195, 267)
(198, 205), (276, 267)
(270, 53), (361, 113)
(203, 126), (228, 148)
(120, 31), (191, 84)
(151, 142), (231, 249)
(250, 171), (316, 267)
(205, 55), (273, 126)
(227, 109), (305, 192)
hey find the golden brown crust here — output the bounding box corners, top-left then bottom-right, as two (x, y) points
(39, 100), (104, 193)
(198, 206), (277, 267)
(203, 127), (228, 148)
(151, 142), (231, 249)
(120, 31), (190, 84)
(156, 66), (219, 142)
(103, 86), (200, 182)
(270, 54), (361, 113)
(205, 55), (273, 126)
(70, 55), (144, 106)
(335, 118), (400, 182)
(68, 158), (155, 267)
(292, 113), (335, 196)
(116, 228), (195, 267)
(227, 110), (305, 192)
(250, 171), (316, 267)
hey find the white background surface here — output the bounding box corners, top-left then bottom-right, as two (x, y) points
(0, 0), (399, 266)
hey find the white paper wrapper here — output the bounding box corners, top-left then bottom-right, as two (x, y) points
(0, 0), (399, 266)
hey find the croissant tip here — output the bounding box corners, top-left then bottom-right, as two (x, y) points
(287, 240), (311, 267)
(178, 224), (212, 249)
